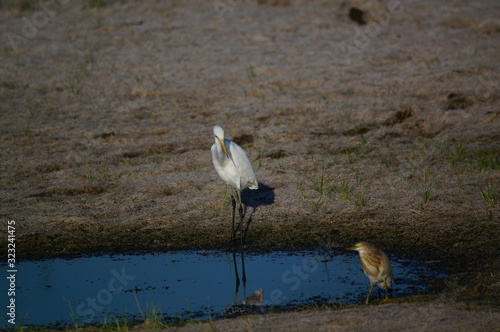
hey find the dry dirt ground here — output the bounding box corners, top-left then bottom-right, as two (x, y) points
(0, 0), (499, 330)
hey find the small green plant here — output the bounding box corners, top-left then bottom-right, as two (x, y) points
(448, 142), (467, 167)
(378, 150), (395, 168)
(419, 184), (435, 203)
(27, 108), (36, 119)
(480, 184), (499, 206)
(357, 134), (368, 154)
(311, 196), (324, 213)
(409, 202), (427, 216)
(302, 166), (332, 213)
(384, 177), (396, 188)
(83, 166), (95, 182)
(316, 90), (328, 101)
(88, 0), (107, 8)
(345, 151), (355, 165)
(207, 189), (228, 217)
(415, 137), (429, 153)
(339, 106), (354, 123)
(97, 162), (109, 175)
(473, 150), (499, 172)
(135, 296), (166, 329)
(256, 146), (265, 168)
(354, 187), (367, 207)
(246, 65), (256, 80)
(290, 175), (306, 200)
(312, 167), (327, 196)
(338, 178), (353, 200)
(23, 124), (31, 141)
(65, 299), (80, 329)
(222, 186), (232, 204)
(70, 53), (94, 94)
(196, 97), (214, 110)
(422, 168), (432, 183)
(422, 56), (441, 70)
(243, 88), (264, 100)
(8, 0), (37, 12)
(99, 312), (130, 331)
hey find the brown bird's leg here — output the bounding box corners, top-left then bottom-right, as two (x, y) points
(381, 282), (389, 303)
(365, 283), (374, 304)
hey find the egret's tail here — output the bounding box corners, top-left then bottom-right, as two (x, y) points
(249, 181), (258, 190)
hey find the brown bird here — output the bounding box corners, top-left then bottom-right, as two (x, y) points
(347, 241), (393, 304)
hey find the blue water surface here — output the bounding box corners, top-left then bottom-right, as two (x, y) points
(1, 249), (445, 327)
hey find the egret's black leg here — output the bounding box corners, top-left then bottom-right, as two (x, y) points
(241, 253), (247, 303)
(239, 202), (244, 246)
(232, 251), (240, 304)
(232, 189), (245, 246)
(231, 195), (237, 242)
(241, 252), (247, 284)
(242, 207), (255, 246)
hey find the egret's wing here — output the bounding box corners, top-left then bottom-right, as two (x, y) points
(226, 140), (258, 189)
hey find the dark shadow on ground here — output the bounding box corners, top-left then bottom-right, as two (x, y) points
(242, 182), (275, 208)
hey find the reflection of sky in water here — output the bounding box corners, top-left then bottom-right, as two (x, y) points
(1, 250), (445, 327)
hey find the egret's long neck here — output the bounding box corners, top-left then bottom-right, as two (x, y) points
(215, 138), (228, 162)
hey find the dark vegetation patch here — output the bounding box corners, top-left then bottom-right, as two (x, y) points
(233, 134), (255, 146)
(266, 149), (289, 159)
(348, 7), (367, 25)
(36, 161), (71, 173)
(444, 93), (476, 110)
(383, 106), (415, 126)
(93, 131), (115, 139)
(343, 125), (372, 136)
(26, 185), (108, 198)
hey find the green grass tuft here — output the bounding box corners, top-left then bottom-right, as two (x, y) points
(88, 0), (108, 8)
(480, 184), (499, 206)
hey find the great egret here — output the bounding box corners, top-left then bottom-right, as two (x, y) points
(211, 125), (258, 243)
(347, 241), (393, 304)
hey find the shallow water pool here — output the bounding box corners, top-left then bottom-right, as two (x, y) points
(2, 249), (444, 327)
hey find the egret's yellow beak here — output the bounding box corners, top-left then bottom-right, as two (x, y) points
(346, 246), (356, 250)
(217, 137), (229, 157)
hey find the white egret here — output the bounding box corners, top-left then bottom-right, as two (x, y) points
(211, 125), (258, 243)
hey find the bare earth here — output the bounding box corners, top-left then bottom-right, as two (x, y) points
(0, 0), (499, 330)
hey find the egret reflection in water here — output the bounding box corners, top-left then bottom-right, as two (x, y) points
(230, 252), (264, 309)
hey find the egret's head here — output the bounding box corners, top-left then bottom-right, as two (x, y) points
(213, 125), (228, 157)
(213, 125), (224, 139)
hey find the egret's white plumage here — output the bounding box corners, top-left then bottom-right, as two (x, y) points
(211, 125), (258, 195)
(211, 125), (258, 243)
